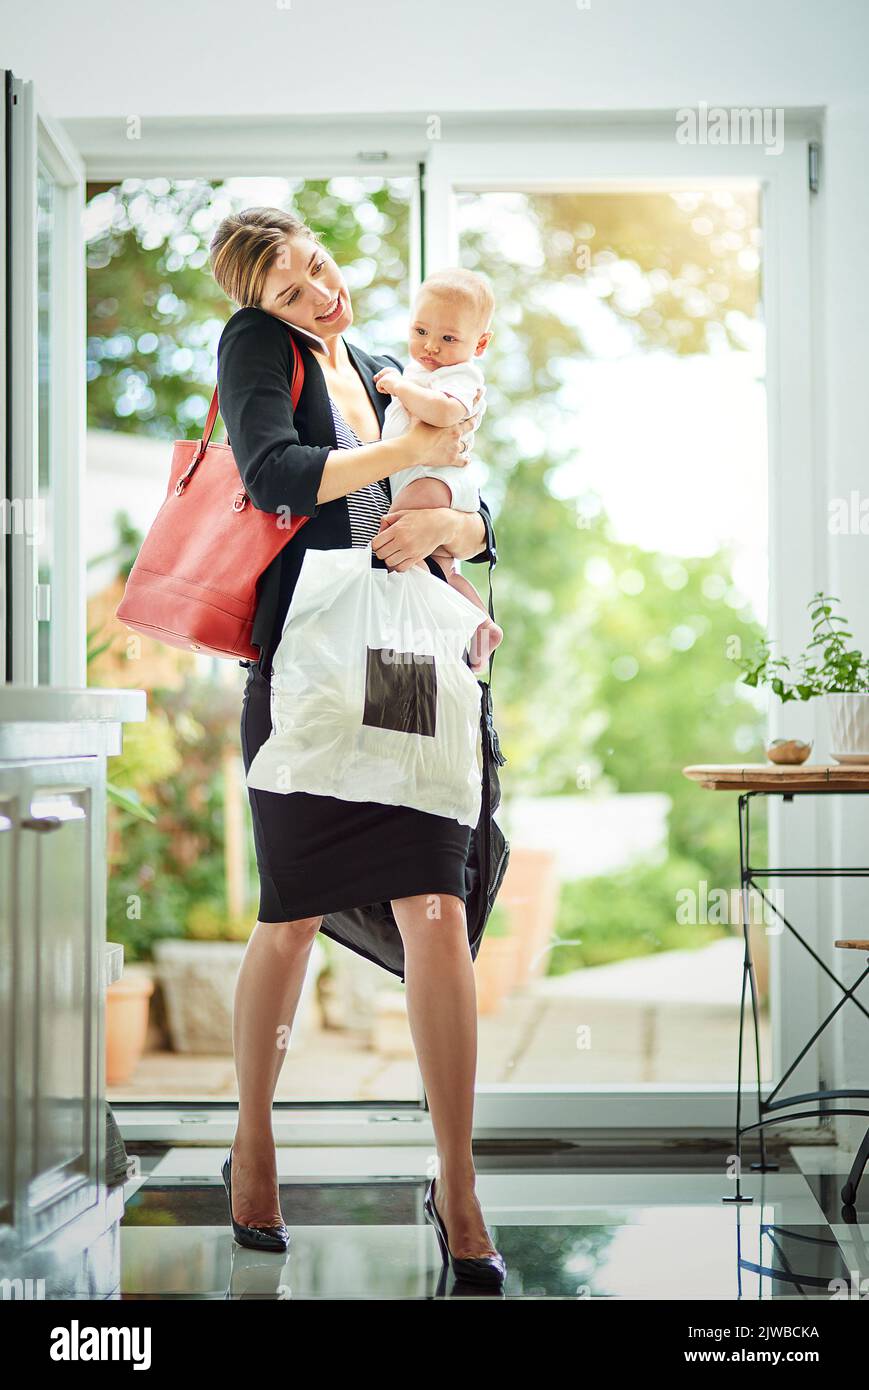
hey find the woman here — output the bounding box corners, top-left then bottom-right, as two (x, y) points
(209, 207), (505, 1285)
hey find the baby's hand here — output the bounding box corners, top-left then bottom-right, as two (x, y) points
(373, 368), (402, 395)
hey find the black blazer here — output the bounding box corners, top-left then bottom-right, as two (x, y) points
(216, 306), (498, 671)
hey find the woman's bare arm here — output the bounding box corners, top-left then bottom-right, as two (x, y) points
(315, 435), (418, 505)
(216, 311), (474, 514)
(316, 417), (473, 505)
(438, 507), (487, 560)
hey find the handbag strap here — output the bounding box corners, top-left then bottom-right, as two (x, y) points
(206, 329), (305, 447)
(176, 330), (305, 495)
(483, 556), (507, 763)
(485, 556), (497, 686)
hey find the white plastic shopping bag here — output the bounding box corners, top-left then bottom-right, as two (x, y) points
(245, 545), (486, 828)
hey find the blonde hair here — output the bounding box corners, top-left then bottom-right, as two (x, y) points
(418, 267), (495, 333)
(209, 206), (320, 308)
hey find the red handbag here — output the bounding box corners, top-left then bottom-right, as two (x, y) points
(116, 334), (308, 661)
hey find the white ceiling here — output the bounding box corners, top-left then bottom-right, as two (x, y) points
(1, 0), (866, 121)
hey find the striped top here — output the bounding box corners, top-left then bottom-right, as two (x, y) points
(328, 395), (393, 547)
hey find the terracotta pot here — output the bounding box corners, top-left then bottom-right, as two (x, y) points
(106, 970), (155, 1085)
(496, 847), (559, 988)
(475, 935), (521, 1015)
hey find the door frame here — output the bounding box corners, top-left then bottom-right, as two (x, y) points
(47, 111), (827, 1137)
(423, 129), (823, 1132)
(6, 74), (85, 687)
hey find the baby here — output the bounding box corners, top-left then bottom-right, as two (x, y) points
(373, 267), (503, 674)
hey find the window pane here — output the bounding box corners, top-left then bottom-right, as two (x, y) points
(36, 160), (55, 685)
(84, 176), (425, 1104)
(456, 187), (771, 1087)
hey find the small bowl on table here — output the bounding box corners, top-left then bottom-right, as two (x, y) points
(766, 738), (812, 766)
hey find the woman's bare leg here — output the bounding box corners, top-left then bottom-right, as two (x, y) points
(229, 915), (322, 1227)
(391, 892), (498, 1259)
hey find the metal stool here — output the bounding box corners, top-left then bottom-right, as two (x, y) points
(834, 939), (869, 1206)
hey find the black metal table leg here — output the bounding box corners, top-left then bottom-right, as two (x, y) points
(710, 786), (869, 1205)
(743, 795), (779, 1171)
(842, 1123), (869, 1206)
(724, 793), (759, 1203)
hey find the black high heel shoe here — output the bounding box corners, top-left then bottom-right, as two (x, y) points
(221, 1148), (290, 1253)
(423, 1176), (506, 1287)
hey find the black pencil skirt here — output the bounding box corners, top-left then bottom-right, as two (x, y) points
(238, 555), (474, 944)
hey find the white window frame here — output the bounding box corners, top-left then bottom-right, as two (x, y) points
(422, 126), (826, 1137)
(63, 113), (827, 1142)
(7, 76), (85, 687)
(422, 130), (823, 1134)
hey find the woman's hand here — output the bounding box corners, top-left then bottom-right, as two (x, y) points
(394, 383), (484, 468)
(407, 416), (475, 471)
(371, 508), (454, 571)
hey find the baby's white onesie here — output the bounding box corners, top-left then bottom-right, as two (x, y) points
(380, 359), (486, 513)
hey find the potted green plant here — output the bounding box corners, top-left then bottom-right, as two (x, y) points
(732, 591), (869, 762)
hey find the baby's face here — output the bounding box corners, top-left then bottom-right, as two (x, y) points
(408, 289), (487, 371)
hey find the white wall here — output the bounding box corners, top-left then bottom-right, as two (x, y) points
(819, 106), (869, 1150)
(0, 0), (866, 116)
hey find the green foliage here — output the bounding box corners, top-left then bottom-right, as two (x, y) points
(106, 674), (252, 962)
(185, 900), (252, 943)
(485, 903), (513, 938)
(528, 189), (761, 356)
(460, 189), (767, 895)
(87, 616), (158, 825)
(86, 180), (228, 439)
(86, 176), (411, 440)
(733, 591), (869, 701)
(551, 855), (729, 975)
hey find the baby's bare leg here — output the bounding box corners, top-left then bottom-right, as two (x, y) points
(449, 572), (504, 673)
(392, 477), (504, 673)
(392, 477), (457, 576)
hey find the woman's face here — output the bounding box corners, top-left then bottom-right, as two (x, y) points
(259, 234), (352, 338)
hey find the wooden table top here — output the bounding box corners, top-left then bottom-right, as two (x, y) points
(683, 763), (869, 792)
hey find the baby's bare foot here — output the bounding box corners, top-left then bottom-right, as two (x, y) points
(468, 618), (503, 673)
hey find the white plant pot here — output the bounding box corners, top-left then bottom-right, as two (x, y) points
(826, 693), (869, 763)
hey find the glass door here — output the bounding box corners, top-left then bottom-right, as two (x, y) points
(82, 172), (431, 1108)
(6, 73), (85, 688)
(47, 115), (820, 1138)
(425, 132), (818, 1130)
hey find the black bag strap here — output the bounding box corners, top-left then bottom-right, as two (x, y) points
(254, 561), (282, 677)
(484, 554), (497, 686)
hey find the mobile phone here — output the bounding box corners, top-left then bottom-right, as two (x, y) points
(280, 317), (329, 355)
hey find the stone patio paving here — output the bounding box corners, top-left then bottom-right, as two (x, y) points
(110, 938), (770, 1103)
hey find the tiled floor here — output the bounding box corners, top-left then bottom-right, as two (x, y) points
(115, 1142), (869, 1299)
